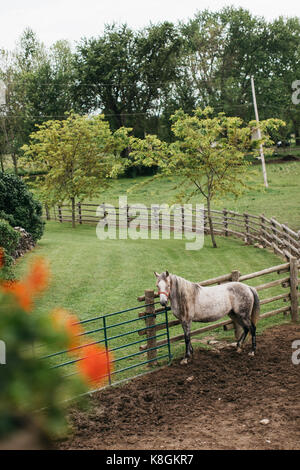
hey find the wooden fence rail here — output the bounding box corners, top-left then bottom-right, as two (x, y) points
(43, 203), (300, 262)
(137, 259), (299, 364)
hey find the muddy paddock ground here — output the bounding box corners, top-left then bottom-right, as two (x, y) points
(58, 324), (300, 450)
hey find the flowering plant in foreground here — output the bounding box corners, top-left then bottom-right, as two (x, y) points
(0, 252), (113, 441)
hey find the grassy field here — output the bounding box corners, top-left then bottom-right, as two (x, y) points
(15, 221), (292, 383)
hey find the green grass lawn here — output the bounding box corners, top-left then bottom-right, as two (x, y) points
(15, 221), (292, 384)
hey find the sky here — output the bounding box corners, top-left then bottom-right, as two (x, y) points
(1, 0), (299, 51)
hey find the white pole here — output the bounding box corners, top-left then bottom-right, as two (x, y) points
(0, 80), (6, 106)
(251, 76), (268, 188)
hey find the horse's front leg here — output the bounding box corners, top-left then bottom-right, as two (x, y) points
(181, 320), (193, 365)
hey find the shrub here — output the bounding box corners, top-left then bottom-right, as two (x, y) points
(0, 173), (44, 241)
(0, 247), (15, 281)
(0, 219), (20, 256)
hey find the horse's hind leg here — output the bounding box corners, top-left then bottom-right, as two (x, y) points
(228, 311), (243, 344)
(181, 320), (193, 365)
(235, 316), (256, 355)
(230, 311), (251, 352)
(237, 325), (249, 352)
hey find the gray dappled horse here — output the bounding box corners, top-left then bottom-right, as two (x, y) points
(154, 271), (260, 364)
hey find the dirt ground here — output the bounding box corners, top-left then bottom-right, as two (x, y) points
(58, 323), (300, 450)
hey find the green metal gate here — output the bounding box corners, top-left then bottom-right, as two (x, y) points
(42, 302), (172, 386)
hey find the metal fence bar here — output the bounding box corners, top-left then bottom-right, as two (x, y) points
(43, 331), (168, 361)
(111, 343), (168, 364)
(82, 319), (168, 340)
(109, 332), (167, 353)
(76, 302), (162, 325)
(110, 354), (170, 375)
(102, 315), (111, 385)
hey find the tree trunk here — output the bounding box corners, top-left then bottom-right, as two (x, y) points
(207, 197), (217, 248)
(11, 153), (18, 175)
(71, 197), (76, 228)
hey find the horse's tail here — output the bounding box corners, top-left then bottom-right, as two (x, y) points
(250, 287), (260, 325)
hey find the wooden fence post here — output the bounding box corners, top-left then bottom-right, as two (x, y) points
(144, 290), (157, 366)
(78, 202), (82, 224)
(58, 206), (62, 223)
(290, 257), (299, 323)
(223, 208), (228, 237)
(282, 224), (290, 254)
(231, 270), (240, 282)
(244, 213), (250, 244)
(203, 209), (208, 235)
(126, 204), (130, 228)
(260, 214), (267, 248)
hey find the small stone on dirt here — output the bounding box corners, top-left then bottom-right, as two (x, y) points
(260, 419), (270, 425)
(186, 376), (194, 382)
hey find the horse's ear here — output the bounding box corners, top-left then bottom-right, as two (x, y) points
(165, 270), (169, 278)
(154, 271), (159, 278)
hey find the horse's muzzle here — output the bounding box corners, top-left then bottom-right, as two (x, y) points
(159, 295), (168, 307)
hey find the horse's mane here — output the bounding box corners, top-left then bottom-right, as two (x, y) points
(170, 273), (201, 298)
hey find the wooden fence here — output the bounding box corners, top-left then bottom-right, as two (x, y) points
(44, 203), (300, 262)
(137, 258), (300, 364)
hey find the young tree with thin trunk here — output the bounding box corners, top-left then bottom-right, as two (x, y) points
(22, 112), (131, 227)
(130, 107), (285, 247)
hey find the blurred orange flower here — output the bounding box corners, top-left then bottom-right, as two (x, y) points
(26, 257), (49, 294)
(2, 280), (32, 311)
(0, 257), (49, 312)
(78, 344), (113, 386)
(51, 309), (84, 352)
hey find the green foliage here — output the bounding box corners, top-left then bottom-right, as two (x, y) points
(73, 23), (182, 137)
(0, 172), (44, 241)
(0, 210), (16, 226)
(21, 112), (131, 226)
(0, 248), (15, 281)
(0, 219), (20, 255)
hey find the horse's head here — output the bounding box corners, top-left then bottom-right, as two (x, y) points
(154, 271), (170, 306)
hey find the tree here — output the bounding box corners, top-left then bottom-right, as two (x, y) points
(130, 107), (285, 247)
(21, 112), (131, 227)
(73, 23), (182, 137)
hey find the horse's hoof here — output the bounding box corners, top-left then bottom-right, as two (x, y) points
(236, 346), (242, 354)
(248, 351), (255, 357)
(180, 358), (188, 365)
